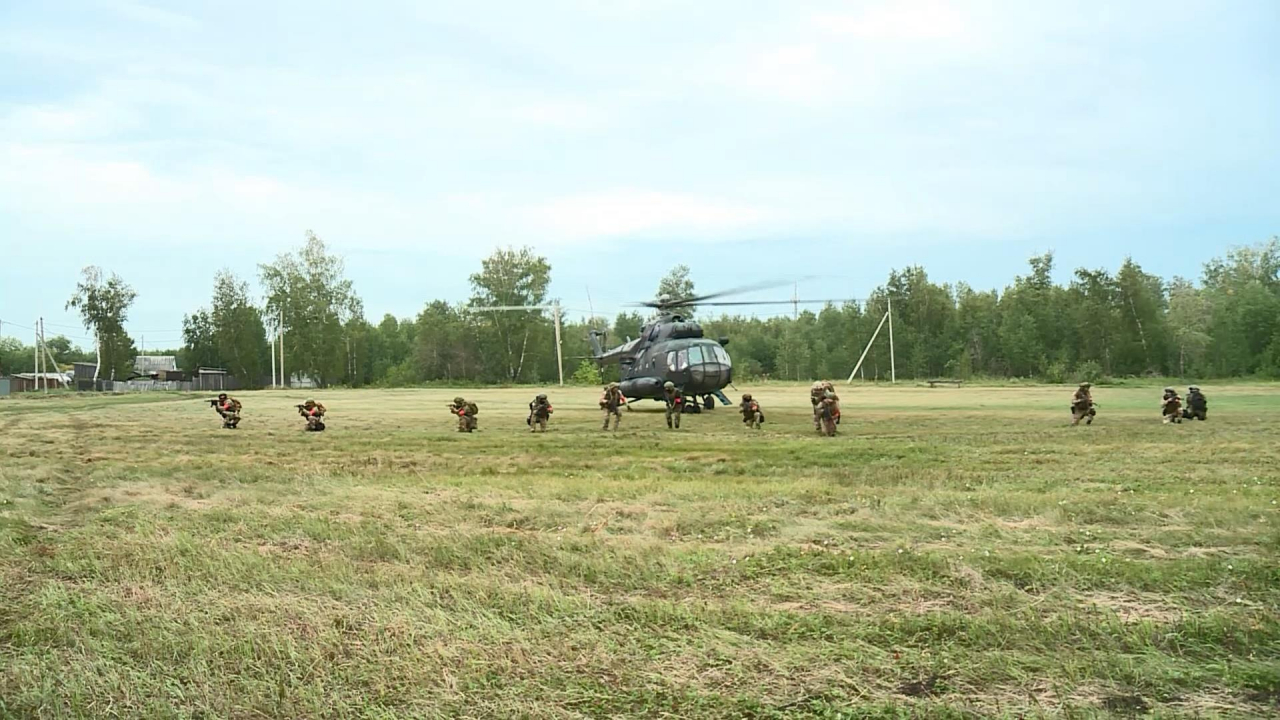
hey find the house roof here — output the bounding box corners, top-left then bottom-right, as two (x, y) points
(134, 355), (178, 372)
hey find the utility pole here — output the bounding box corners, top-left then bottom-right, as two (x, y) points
(887, 295), (896, 384)
(40, 319), (59, 392)
(270, 325), (277, 389)
(34, 318), (40, 392)
(792, 282), (799, 320)
(279, 311), (285, 388)
(553, 302), (564, 386)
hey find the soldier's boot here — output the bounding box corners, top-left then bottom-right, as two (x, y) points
(1085, 414), (1093, 425)
(666, 415), (673, 429)
(674, 413), (681, 429)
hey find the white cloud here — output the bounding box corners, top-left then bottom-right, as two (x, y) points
(528, 189), (768, 240)
(814, 2), (973, 42)
(104, 1), (198, 29)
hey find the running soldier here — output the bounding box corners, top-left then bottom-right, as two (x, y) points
(662, 381), (683, 429)
(1070, 383), (1096, 426)
(600, 382), (624, 431)
(527, 393), (553, 433)
(809, 381), (825, 432)
(739, 393), (763, 430)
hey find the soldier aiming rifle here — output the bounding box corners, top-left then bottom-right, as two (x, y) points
(209, 393), (241, 429)
(297, 399), (326, 431)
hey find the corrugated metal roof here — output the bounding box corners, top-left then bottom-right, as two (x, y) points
(134, 355), (178, 372)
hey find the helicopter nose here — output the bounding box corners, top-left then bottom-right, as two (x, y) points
(690, 362), (730, 389)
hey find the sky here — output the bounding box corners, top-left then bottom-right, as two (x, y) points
(1, 0), (1277, 349)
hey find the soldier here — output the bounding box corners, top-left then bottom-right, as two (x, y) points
(600, 382), (624, 431)
(297, 398), (326, 431)
(210, 392), (241, 429)
(662, 381), (683, 429)
(1161, 387), (1182, 424)
(449, 396), (478, 432)
(817, 388), (839, 437)
(1183, 385), (1208, 421)
(822, 381), (841, 428)
(809, 381), (825, 433)
(739, 393), (764, 430)
(1070, 383), (1095, 426)
(527, 393), (553, 433)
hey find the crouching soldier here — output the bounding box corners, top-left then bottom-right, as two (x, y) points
(600, 382), (623, 431)
(1071, 383), (1096, 426)
(662, 381), (683, 429)
(297, 399), (326, 431)
(1183, 386), (1208, 421)
(739, 393), (764, 430)
(210, 393), (242, 429)
(450, 396), (478, 432)
(527, 393), (553, 433)
(1161, 387), (1182, 424)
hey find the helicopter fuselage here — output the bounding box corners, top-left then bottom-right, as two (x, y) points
(592, 316), (733, 401)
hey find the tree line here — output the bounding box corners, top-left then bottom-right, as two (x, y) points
(3, 234), (1278, 386)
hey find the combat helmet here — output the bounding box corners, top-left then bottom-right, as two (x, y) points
(453, 396), (465, 405)
(1164, 386), (1175, 393)
(304, 398), (315, 406)
(1079, 382), (1091, 389)
(217, 393), (227, 400)
(663, 381), (675, 390)
(536, 393), (547, 402)
(742, 393), (752, 401)
(1189, 385), (1200, 393)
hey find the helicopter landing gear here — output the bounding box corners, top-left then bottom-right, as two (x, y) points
(681, 396), (701, 414)
(703, 395), (715, 410)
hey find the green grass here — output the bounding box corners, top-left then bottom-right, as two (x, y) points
(2, 383), (1278, 718)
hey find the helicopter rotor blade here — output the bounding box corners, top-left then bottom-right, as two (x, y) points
(631, 277), (816, 309)
(696, 298), (860, 307)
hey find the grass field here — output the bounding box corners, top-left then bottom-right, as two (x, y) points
(2, 383), (1279, 718)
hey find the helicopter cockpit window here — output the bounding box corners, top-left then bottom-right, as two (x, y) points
(687, 346), (704, 365)
(712, 345), (731, 365)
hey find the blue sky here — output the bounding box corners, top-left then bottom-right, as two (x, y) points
(1, 0), (1277, 349)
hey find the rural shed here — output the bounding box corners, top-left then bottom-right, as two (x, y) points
(10, 372), (72, 392)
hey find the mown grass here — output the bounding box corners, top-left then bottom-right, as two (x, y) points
(2, 383), (1278, 719)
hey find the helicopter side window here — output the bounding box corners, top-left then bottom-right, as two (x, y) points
(687, 346), (704, 365)
(676, 350), (688, 370)
(648, 325), (660, 341)
(667, 351), (677, 370)
(712, 346), (731, 365)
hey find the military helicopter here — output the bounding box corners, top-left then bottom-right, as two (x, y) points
(588, 280), (843, 411)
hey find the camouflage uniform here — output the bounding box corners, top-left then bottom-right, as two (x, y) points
(810, 382), (825, 432)
(739, 393), (763, 430)
(528, 394), (553, 433)
(817, 390), (839, 437)
(299, 399), (326, 431)
(450, 397), (478, 432)
(214, 393), (241, 429)
(662, 381), (682, 429)
(600, 383), (623, 431)
(1070, 383), (1095, 426)
(1182, 386), (1207, 421)
(1161, 388), (1182, 424)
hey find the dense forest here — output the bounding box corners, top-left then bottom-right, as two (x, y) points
(3, 235), (1279, 386)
